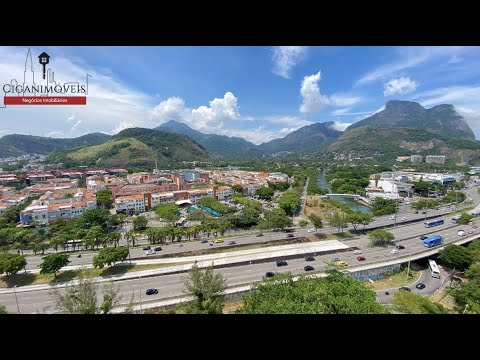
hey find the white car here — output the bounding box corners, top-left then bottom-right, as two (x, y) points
(458, 230), (466, 236)
(401, 217), (407, 221)
(388, 216), (396, 220)
(145, 249), (156, 255)
(353, 249), (362, 255)
(390, 249), (399, 254)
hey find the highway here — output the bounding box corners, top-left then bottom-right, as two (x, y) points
(1, 183), (478, 313)
(1, 213), (477, 313)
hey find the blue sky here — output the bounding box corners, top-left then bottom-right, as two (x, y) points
(1, 46), (480, 144)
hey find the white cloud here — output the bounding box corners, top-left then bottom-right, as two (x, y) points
(300, 71), (364, 113)
(299, 71), (329, 113)
(263, 115), (313, 127)
(150, 97), (189, 123)
(412, 86), (480, 108)
(356, 46), (471, 86)
(0, 47), (151, 137)
(331, 108), (373, 116)
(191, 92), (240, 132)
(383, 76), (418, 96)
(271, 46), (307, 79)
(328, 121), (352, 131)
(112, 121), (134, 135)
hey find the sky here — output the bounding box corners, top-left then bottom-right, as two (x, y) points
(1, 46), (480, 144)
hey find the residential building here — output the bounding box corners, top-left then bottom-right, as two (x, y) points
(114, 194), (145, 215)
(425, 155), (446, 165)
(410, 155), (423, 164)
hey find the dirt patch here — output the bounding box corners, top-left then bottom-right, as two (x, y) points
(223, 300), (244, 314)
(305, 196), (349, 220)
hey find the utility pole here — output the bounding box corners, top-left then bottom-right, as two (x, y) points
(138, 276), (142, 314)
(406, 248), (411, 280)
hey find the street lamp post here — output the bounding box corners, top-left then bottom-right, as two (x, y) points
(463, 304), (469, 314)
(138, 276), (142, 314)
(406, 248), (411, 280)
(13, 285), (20, 314)
(124, 222), (132, 266)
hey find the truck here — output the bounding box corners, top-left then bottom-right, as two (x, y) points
(423, 235), (442, 248)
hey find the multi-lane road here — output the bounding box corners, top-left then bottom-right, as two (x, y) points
(1, 183), (479, 313)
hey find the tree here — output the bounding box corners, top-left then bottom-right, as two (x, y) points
(457, 212), (473, 225)
(154, 204), (179, 224)
(0, 304), (8, 314)
(39, 253), (70, 278)
(231, 185), (244, 194)
(368, 229), (395, 247)
(438, 244), (473, 271)
(79, 208), (112, 229)
(371, 198), (396, 216)
(329, 213), (348, 233)
(391, 291), (449, 314)
(299, 219), (308, 227)
(261, 208), (292, 230)
(347, 212), (372, 233)
(449, 281), (480, 314)
(465, 263), (480, 283)
(0, 253), (26, 277)
(256, 187), (274, 200)
(96, 190), (113, 209)
(51, 272), (121, 314)
(132, 215), (148, 231)
(278, 188), (301, 216)
(181, 262), (227, 314)
(92, 247), (129, 269)
(237, 270), (388, 314)
(232, 206), (260, 229)
(308, 214), (323, 232)
(412, 180), (433, 197)
(125, 229), (137, 247)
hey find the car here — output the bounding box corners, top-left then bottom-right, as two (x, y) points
(286, 233), (294, 238)
(353, 249), (362, 255)
(141, 236), (148, 241)
(305, 256), (315, 262)
(331, 257), (340, 262)
(396, 245), (405, 250)
(356, 256), (366, 261)
(401, 217), (407, 221)
(335, 261), (348, 267)
(414, 211), (419, 214)
(388, 215), (395, 220)
(145, 249), (156, 255)
(468, 230), (474, 234)
(146, 288), (158, 295)
(307, 229), (313, 233)
(265, 271), (275, 278)
(473, 225), (478, 229)
(390, 249), (399, 254)
(420, 235), (428, 240)
(421, 211), (426, 214)
(154, 246), (162, 251)
(399, 287), (411, 292)
(304, 265), (314, 271)
(228, 241), (236, 245)
(416, 283), (426, 290)
(256, 233), (264, 237)
(201, 240), (208, 244)
(276, 260), (288, 267)
(143, 246), (151, 251)
(458, 230), (466, 236)
(215, 238), (224, 243)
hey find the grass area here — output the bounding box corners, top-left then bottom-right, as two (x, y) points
(0, 262), (187, 288)
(367, 268), (421, 291)
(428, 287), (457, 310)
(324, 232), (354, 240)
(223, 300), (244, 314)
(305, 196), (349, 221)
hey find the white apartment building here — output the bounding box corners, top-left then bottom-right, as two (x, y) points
(114, 195), (145, 214)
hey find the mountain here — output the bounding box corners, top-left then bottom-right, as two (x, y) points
(324, 126), (480, 165)
(47, 128), (209, 167)
(156, 120), (262, 157)
(156, 120), (205, 142)
(258, 121), (343, 154)
(346, 100), (475, 140)
(0, 132), (111, 157)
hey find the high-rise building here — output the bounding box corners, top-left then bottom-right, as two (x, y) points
(425, 155), (446, 165)
(410, 155), (423, 164)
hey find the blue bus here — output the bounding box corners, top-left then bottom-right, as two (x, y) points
(424, 235), (442, 248)
(424, 218), (444, 228)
